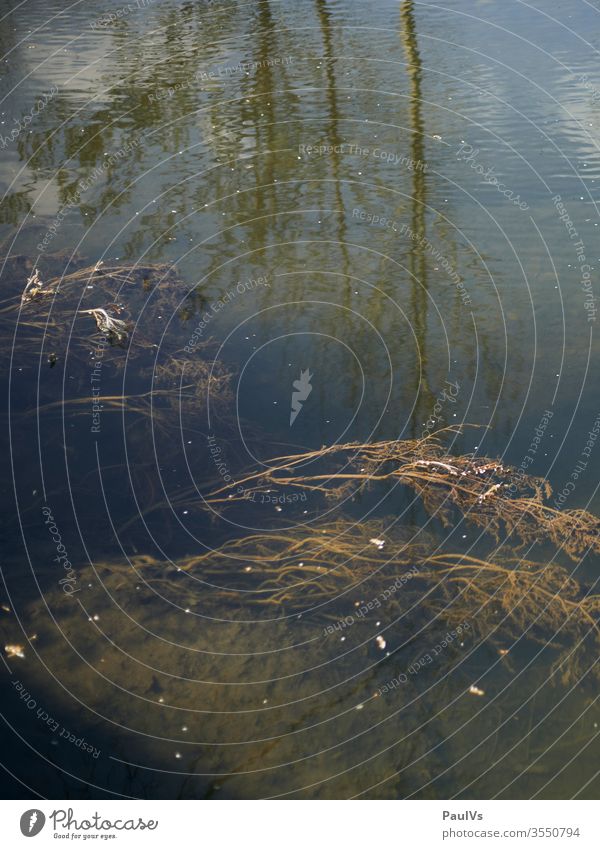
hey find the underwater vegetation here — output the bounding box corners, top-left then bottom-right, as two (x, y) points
(204, 429), (600, 560)
(2, 256), (599, 800)
(3, 258), (233, 425)
(9, 260), (600, 666)
(108, 515), (600, 688)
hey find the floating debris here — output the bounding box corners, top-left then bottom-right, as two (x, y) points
(376, 635), (387, 650)
(81, 307), (130, 344)
(478, 483), (503, 504)
(21, 268), (51, 305)
(5, 644), (25, 659)
(468, 685), (485, 697)
(370, 537), (385, 549)
(416, 459), (459, 475)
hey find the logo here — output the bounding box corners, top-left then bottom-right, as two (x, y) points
(289, 368), (313, 425)
(20, 810), (46, 837)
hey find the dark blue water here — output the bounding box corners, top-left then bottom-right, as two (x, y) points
(1, 0), (599, 799)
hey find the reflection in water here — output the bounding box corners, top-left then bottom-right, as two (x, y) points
(400, 0), (431, 432)
(1, 0), (600, 800)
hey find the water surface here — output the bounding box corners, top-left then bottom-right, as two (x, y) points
(1, 0), (600, 799)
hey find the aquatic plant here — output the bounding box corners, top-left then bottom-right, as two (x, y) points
(99, 514), (600, 687)
(204, 428), (600, 560)
(9, 259), (232, 419)
(20, 267), (51, 305)
(80, 307), (131, 344)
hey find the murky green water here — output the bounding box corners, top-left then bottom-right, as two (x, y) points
(1, 0), (599, 799)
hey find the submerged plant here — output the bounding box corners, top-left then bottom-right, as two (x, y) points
(21, 268), (52, 305)
(107, 516), (600, 686)
(204, 429), (600, 561)
(80, 307), (131, 344)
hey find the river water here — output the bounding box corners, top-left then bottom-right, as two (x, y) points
(1, 0), (599, 799)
